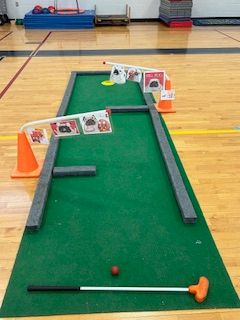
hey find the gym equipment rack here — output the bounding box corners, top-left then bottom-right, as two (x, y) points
(95, 4), (130, 26)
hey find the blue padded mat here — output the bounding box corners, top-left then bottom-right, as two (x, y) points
(24, 10), (95, 29)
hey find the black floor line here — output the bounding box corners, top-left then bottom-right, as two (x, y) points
(0, 50), (32, 57)
(36, 47), (240, 56)
(1, 47), (240, 58)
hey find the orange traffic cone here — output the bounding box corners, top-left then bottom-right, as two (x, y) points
(11, 132), (43, 178)
(155, 79), (175, 113)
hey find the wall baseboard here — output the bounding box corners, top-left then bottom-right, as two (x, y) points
(131, 18), (159, 22)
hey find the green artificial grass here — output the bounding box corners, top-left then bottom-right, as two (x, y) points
(0, 74), (239, 317)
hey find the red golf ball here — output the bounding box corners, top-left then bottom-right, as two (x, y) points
(111, 266), (120, 276)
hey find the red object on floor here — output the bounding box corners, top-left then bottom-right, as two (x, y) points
(169, 20), (193, 28)
(111, 266), (120, 276)
(159, 15), (193, 28)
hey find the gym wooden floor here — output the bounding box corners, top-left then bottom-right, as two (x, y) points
(0, 22), (240, 320)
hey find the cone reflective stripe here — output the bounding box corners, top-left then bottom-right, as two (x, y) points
(155, 79), (175, 113)
(11, 132), (43, 178)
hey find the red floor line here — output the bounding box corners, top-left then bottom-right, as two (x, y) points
(51, 30), (84, 32)
(0, 31), (13, 42)
(32, 31), (52, 56)
(0, 32), (51, 100)
(216, 29), (240, 44)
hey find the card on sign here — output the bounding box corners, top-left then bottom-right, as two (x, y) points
(27, 127), (49, 144)
(50, 120), (80, 137)
(126, 68), (142, 83)
(161, 89), (176, 100)
(143, 71), (165, 93)
(79, 110), (112, 135)
(110, 65), (126, 84)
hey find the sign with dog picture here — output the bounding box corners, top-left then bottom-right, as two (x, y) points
(143, 71), (165, 93)
(126, 68), (142, 83)
(79, 110), (112, 135)
(110, 65), (126, 84)
(27, 127), (49, 144)
(50, 119), (80, 137)
(161, 89), (176, 100)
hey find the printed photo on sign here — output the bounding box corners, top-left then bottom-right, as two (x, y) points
(161, 89), (176, 100)
(110, 65), (126, 84)
(143, 71), (165, 93)
(27, 127), (49, 144)
(126, 68), (142, 83)
(50, 120), (80, 137)
(79, 110), (112, 135)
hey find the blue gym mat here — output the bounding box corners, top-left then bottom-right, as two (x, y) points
(193, 18), (240, 26)
(24, 10), (95, 29)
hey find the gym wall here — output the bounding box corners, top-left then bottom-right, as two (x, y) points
(6, 0), (240, 19)
(192, 0), (240, 18)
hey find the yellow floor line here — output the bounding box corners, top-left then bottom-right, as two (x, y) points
(0, 129), (239, 141)
(169, 129), (240, 135)
(0, 135), (17, 140)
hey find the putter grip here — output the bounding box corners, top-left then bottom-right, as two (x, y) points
(27, 286), (80, 292)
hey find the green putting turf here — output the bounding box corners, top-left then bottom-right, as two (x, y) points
(0, 74), (239, 317)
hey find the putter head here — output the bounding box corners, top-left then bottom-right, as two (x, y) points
(188, 276), (209, 303)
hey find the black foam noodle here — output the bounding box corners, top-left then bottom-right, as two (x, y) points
(26, 72), (77, 230)
(139, 81), (197, 224)
(109, 105), (149, 113)
(26, 138), (58, 230)
(53, 166), (96, 177)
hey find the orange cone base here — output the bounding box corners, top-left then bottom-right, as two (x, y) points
(155, 103), (176, 113)
(11, 160), (43, 178)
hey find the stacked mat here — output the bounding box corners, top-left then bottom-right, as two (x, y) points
(159, 0), (193, 27)
(24, 10), (95, 29)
